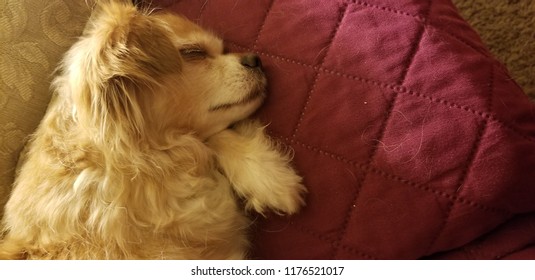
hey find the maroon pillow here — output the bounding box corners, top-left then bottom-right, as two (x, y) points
(152, 0), (535, 259)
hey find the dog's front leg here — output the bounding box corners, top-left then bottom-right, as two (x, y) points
(207, 120), (306, 215)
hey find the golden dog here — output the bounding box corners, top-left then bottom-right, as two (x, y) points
(0, 0), (305, 259)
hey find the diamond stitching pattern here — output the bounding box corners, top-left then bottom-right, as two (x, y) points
(332, 0), (431, 259)
(157, 0), (535, 259)
(227, 42), (535, 143)
(425, 65), (495, 254)
(290, 2), (349, 138)
(274, 135), (511, 216)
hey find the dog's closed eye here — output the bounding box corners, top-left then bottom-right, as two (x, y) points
(180, 45), (208, 61)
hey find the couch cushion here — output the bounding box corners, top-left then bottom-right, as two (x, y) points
(0, 0), (91, 217)
(154, 0), (535, 259)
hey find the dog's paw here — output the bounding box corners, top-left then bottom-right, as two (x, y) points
(244, 174), (307, 216)
(215, 119), (307, 216)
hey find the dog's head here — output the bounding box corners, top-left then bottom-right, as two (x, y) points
(61, 0), (266, 143)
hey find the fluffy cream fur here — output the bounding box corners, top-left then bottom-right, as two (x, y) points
(0, 0), (305, 259)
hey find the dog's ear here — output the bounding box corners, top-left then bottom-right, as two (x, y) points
(67, 1), (181, 145)
(90, 1), (182, 78)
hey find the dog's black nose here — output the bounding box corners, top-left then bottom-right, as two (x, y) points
(240, 54), (262, 68)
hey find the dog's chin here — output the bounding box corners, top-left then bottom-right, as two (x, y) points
(200, 89), (265, 139)
(227, 87), (266, 120)
(238, 89), (266, 117)
(209, 88), (265, 112)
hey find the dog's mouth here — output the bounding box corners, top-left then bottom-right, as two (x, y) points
(208, 88), (265, 112)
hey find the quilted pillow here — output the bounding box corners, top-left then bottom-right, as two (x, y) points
(148, 0), (535, 259)
(147, 0), (535, 259)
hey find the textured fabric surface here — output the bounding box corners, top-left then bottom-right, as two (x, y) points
(152, 0), (535, 259)
(0, 0), (91, 217)
(452, 0), (535, 99)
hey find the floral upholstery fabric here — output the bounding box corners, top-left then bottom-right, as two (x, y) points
(0, 0), (90, 217)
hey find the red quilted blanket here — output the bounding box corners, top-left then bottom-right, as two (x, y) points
(149, 0), (535, 259)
